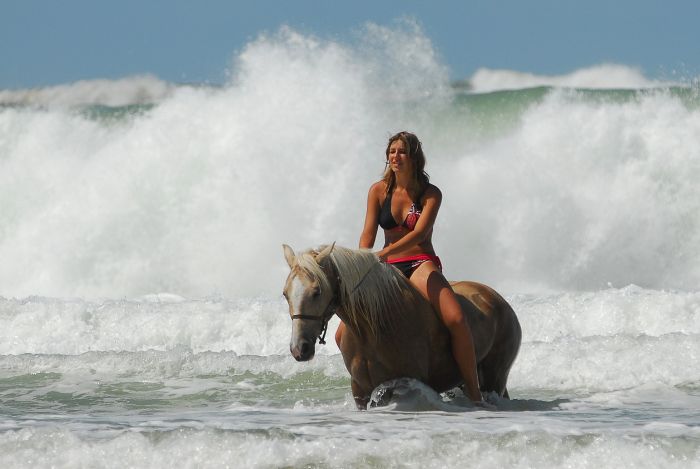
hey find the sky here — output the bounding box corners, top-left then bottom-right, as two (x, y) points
(2, 0), (699, 89)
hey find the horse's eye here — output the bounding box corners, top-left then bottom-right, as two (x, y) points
(312, 288), (321, 298)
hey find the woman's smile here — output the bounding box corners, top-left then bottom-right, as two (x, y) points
(388, 140), (412, 173)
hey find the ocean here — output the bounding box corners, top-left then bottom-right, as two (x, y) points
(1, 24), (698, 468)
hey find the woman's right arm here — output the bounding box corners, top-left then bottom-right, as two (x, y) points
(359, 182), (382, 249)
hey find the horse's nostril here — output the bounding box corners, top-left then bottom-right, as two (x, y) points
(300, 342), (310, 355)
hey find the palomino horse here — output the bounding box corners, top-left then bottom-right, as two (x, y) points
(282, 243), (521, 409)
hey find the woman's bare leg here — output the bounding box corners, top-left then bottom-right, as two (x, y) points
(411, 262), (481, 402)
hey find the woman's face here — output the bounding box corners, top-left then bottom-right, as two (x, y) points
(387, 139), (413, 175)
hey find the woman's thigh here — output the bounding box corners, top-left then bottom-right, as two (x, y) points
(410, 261), (464, 325)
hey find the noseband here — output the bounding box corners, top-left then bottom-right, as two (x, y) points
(291, 296), (336, 345)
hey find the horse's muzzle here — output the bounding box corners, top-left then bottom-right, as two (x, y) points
(290, 339), (315, 361)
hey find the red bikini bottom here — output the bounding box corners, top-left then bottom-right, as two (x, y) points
(387, 254), (442, 278)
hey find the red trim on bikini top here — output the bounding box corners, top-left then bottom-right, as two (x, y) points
(378, 191), (422, 231)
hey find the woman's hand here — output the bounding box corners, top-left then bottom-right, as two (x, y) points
(375, 249), (388, 262)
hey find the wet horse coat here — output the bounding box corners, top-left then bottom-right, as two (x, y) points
(282, 244), (521, 409)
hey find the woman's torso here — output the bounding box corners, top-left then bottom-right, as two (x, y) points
(378, 182), (436, 259)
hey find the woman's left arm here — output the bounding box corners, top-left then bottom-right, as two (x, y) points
(377, 186), (442, 259)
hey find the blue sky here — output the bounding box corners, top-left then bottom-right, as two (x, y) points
(2, 0), (698, 88)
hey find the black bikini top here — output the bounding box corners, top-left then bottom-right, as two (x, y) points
(378, 189), (423, 231)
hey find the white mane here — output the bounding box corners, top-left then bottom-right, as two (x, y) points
(302, 245), (418, 340)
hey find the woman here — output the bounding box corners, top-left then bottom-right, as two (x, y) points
(335, 131), (482, 403)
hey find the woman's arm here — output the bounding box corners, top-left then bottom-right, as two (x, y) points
(377, 185), (442, 259)
(359, 182), (382, 249)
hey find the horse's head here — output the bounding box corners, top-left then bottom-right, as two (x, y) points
(282, 243), (337, 361)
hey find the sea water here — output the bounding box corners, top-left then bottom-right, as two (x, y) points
(1, 22), (699, 468)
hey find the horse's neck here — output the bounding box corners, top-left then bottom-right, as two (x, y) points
(334, 281), (439, 346)
(334, 291), (452, 390)
(327, 248), (444, 342)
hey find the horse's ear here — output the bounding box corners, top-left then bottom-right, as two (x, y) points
(282, 244), (296, 268)
(316, 242), (336, 263)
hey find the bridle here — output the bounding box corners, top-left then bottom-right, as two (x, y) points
(290, 261), (339, 345)
(288, 253), (377, 345)
(291, 296), (336, 345)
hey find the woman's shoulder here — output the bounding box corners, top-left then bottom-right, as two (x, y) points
(369, 180), (389, 196)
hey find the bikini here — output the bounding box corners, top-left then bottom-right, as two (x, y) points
(378, 190), (442, 278)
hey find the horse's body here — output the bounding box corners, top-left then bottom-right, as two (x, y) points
(282, 244), (521, 409)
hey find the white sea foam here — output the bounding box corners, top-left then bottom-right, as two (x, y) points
(440, 89), (700, 292)
(0, 25), (699, 300)
(1, 289), (697, 395)
(0, 421), (697, 469)
(468, 64), (678, 92)
(0, 296), (297, 356)
(1, 288), (697, 355)
(0, 75), (175, 107)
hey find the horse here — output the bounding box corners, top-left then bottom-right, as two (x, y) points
(282, 243), (521, 409)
